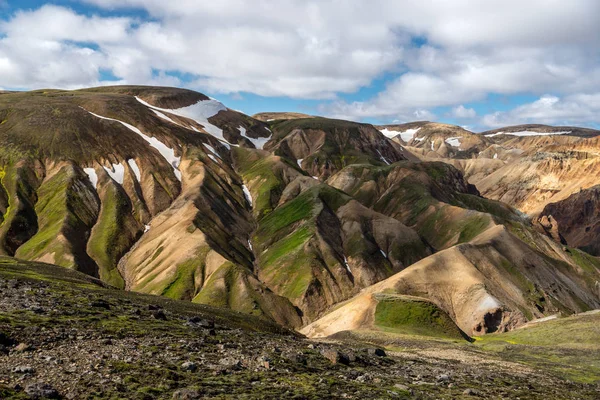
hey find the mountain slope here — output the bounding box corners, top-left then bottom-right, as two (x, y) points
(1, 88), (598, 335)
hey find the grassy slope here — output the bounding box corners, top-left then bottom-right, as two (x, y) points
(372, 294), (469, 340)
(474, 312), (600, 383)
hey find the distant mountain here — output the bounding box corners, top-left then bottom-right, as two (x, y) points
(481, 124), (600, 138)
(252, 111), (313, 121)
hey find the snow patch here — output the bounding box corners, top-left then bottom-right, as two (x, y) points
(485, 130), (571, 137)
(297, 158), (304, 168)
(203, 143), (221, 159)
(431, 141), (435, 151)
(87, 110), (182, 181)
(477, 294), (501, 312)
(103, 162), (125, 184)
(135, 96), (232, 147)
(127, 159), (141, 182)
(493, 153), (498, 159)
(445, 137), (462, 147)
(84, 168), (98, 189)
(248, 240), (253, 251)
(343, 256), (352, 273)
(208, 154), (219, 164)
(376, 150), (390, 165)
(144, 224), (151, 233)
(242, 184), (253, 206)
(380, 249), (387, 258)
(151, 109), (178, 125)
(379, 127), (421, 142)
(238, 125), (270, 150)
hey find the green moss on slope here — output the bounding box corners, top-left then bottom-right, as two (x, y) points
(87, 181), (141, 289)
(15, 165), (99, 275)
(373, 294), (469, 340)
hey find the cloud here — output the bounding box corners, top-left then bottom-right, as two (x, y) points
(452, 105), (476, 119)
(0, 0), (598, 129)
(481, 94), (600, 127)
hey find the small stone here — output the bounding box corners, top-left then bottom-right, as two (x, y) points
(14, 343), (31, 352)
(320, 348), (349, 365)
(283, 351), (306, 365)
(13, 365), (36, 374)
(181, 361), (198, 372)
(24, 382), (60, 399)
(394, 383), (409, 391)
(367, 347), (386, 357)
(152, 310), (167, 320)
(437, 374), (450, 382)
(463, 388), (481, 396)
(90, 300), (111, 309)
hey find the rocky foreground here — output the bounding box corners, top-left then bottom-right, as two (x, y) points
(1, 258), (599, 399)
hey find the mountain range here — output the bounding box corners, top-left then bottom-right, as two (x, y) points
(1, 86), (599, 398)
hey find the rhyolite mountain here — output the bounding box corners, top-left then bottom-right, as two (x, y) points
(0, 86), (599, 338)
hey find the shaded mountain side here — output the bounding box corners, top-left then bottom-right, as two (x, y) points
(303, 225), (600, 338)
(266, 117), (410, 180)
(539, 185), (600, 256)
(0, 160), (41, 256)
(235, 148), (432, 322)
(326, 161), (521, 251)
(14, 162), (100, 277)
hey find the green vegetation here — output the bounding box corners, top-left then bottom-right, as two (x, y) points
(162, 247), (209, 300)
(474, 312), (600, 383)
(373, 294), (469, 340)
(15, 166), (90, 268)
(86, 182), (136, 289)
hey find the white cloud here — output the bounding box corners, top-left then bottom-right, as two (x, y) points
(452, 105), (476, 119)
(481, 94), (600, 127)
(0, 0), (598, 129)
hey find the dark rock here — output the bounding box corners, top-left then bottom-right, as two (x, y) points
(152, 310), (167, 320)
(181, 361), (198, 372)
(24, 382), (61, 399)
(90, 300), (110, 309)
(320, 348), (349, 365)
(219, 357), (242, 370)
(13, 365), (36, 373)
(367, 347), (386, 357)
(463, 388), (481, 396)
(0, 331), (14, 346)
(283, 351), (307, 365)
(148, 304), (161, 311)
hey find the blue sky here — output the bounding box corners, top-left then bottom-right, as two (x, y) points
(1, 1), (600, 131)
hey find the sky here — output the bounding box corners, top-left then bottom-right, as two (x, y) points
(1, 1), (600, 131)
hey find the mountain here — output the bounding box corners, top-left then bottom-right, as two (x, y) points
(0, 87), (598, 337)
(481, 124), (600, 138)
(392, 123), (600, 216)
(252, 111), (313, 121)
(539, 185), (600, 256)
